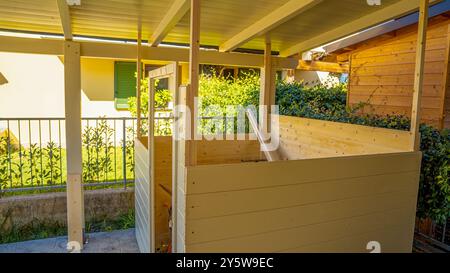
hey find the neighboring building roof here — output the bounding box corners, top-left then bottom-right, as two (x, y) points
(324, 0), (450, 54)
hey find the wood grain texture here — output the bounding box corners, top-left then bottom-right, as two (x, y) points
(410, 0), (429, 151)
(180, 151), (421, 253)
(346, 16), (450, 129)
(277, 115), (412, 159)
(64, 41), (84, 247)
(134, 138), (151, 253)
(196, 137), (263, 165)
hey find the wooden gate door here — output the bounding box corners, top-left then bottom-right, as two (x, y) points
(135, 62), (179, 253)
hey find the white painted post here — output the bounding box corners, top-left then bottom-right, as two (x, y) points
(188, 0), (200, 166)
(260, 35), (276, 135)
(64, 41), (85, 250)
(137, 22), (143, 138)
(410, 0), (429, 151)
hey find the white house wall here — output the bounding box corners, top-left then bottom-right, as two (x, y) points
(0, 52), (132, 146)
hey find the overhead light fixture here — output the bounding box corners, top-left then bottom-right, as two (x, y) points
(0, 72), (8, 85)
(66, 0), (81, 6)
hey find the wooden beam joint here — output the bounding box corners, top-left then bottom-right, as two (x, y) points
(150, 0), (190, 47)
(57, 0), (73, 41)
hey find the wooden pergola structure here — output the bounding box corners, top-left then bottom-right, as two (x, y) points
(0, 0), (434, 252)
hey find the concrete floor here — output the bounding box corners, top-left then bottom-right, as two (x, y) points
(0, 229), (140, 253)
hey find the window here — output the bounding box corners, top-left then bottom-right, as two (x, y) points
(114, 61), (136, 110)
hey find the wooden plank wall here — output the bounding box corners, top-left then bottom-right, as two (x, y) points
(444, 25), (450, 129)
(445, 72), (450, 128)
(278, 115), (412, 160)
(181, 152), (422, 253)
(346, 17), (450, 128)
(134, 137), (151, 253)
(196, 136), (263, 165)
(135, 135), (263, 252)
(138, 136), (173, 249)
(176, 137), (263, 252)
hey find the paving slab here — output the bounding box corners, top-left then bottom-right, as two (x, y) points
(0, 228), (139, 253)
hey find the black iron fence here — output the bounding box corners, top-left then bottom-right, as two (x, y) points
(0, 117), (143, 195)
(0, 115), (248, 195)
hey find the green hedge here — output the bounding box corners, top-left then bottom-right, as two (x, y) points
(276, 81), (411, 130)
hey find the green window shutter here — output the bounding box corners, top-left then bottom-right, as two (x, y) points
(114, 61), (136, 110)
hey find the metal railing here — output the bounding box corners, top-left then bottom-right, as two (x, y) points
(0, 115), (246, 195)
(0, 117), (144, 194)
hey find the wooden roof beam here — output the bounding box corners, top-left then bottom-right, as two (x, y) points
(219, 0), (323, 52)
(297, 60), (349, 73)
(149, 0), (190, 47)
(56, 0), (73, 41)
(279, 0), (439, 57)
(0, 35), (298, 69)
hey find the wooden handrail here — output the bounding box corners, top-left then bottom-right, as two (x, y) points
(246, 109), (281, 162)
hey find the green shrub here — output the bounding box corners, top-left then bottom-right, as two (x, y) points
(199, 71), (260, 115)
(128, 77), (172, 136)
(198, 72), (259, 134)
(0, 136), (20, 195)
(276, 80), (347, 120)
(417, 126), (450, 224)
(276, 80), (411, 130)
(82, 119), (114, 183)
(128, 70), (260, 134)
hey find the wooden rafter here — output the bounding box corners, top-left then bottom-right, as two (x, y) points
(149, 0), (190, 47)
(219, 0), (322, 52)
(279, 0), (438, 57)
(56, 0), (73, 41)
(297, 60), (349, 73)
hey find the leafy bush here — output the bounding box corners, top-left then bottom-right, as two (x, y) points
(128, 70), (260, 135)
(0, 136), (19, 195)
(198, 72), (259, 134)
(128, 77), (172, 136)
(276, 81), (411, 130)
(43, 141), (62, 185)
(199, 71), (260, 115)
(1, 136), (63, 191)
(276, 80), (348, 120)
(417, 126), (450, 224)
(82, 119), (114, 183)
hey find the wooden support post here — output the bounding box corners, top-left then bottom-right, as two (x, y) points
(64, 41), (84, 250)
(137, 23), (143, 138)
(169, 62), (180, 253)
(188, 0), (200, 166)
(260, 35), (276, 134)
(148, 77), (156, 253)
(410, 0), (429, 151)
